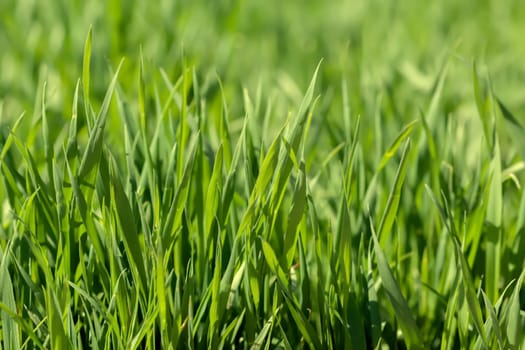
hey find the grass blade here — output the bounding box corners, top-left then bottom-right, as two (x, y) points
(78, 59), (124, 179)
(108, 155), (148, 296)
(370, 220), (423, 349)
(0, 244), (20, 350)
(377, 139), (411, 245)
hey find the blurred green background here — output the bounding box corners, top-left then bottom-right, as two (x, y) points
(2, 0), (525, 120)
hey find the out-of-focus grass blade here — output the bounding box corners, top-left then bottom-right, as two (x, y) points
(78, 59), (123, 179)
(503, 269), (524, 348)
(377, 139), (411, 245)
(41, 82), (55, 194)
(495, 96), (525, 161)
(485, 136), (502, 302)
(215, 75), (233, 169)
(495, 96), (525, 131)
(0, 244), (20, 350)
(415, 54), (449, 155)
(83, 26), (93, 127)
(138, 48), (146, 133)
(378, 120), (418, 172)
(473, 62), (493, 152)
(426, 54), (450, 126)
(419, 108), (438, 161)
(487, 137), (502, 227)
(176, 64), (193, 180)
(370, 220), (423, 349)
(341, 77), (352, 141)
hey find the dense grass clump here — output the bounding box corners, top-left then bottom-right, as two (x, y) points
(1, 0), (525, 349)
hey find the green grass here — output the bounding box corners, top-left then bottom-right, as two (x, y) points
(1, 0), (525, 348)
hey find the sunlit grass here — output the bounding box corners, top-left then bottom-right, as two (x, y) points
(1, 1), (525, 349)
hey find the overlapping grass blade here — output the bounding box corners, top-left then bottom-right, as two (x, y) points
(370, 221), (422, 349)
(377, 139), (412, 245)
(426, 187), (488, 346)
(108, 154), (148, 296)
(78, 59), (124, 179)
(0, 244), (20, 350)
(502, 269), (524, 348)
(283, 161), (306, 266)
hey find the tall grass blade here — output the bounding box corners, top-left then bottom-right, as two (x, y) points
(485, 137), (502, 302)
(377, 139), (411, 245)
(472, 62), (493, 152)
(370, 221), (422, 349)
(83, 26), (93, 127)
(426, 187), (488, 346)
(78, 59), (124, 179)
(108, 156), (148, 295)
(0, 245), (20, 350)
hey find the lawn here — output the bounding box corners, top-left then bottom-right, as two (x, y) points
(1, 0), (524, 348)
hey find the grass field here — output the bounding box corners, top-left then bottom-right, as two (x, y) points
(1, 0), (525, 348)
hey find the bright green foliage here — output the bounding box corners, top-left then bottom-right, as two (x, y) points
(1, 0), (525, 349)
